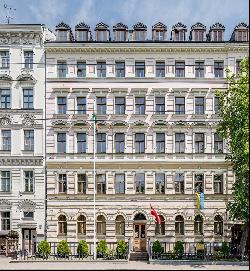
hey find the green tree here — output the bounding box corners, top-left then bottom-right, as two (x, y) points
(216, 57), (249, 258)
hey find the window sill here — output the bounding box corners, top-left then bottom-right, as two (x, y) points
(22, 218), (34, 221)
(0, 150), (11, 153)
(22, 150), (34, 152)
(21, 191), (35, 194)
(0, 191), (11, 194)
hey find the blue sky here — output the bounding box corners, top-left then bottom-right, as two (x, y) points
(0, 0), (249, 39)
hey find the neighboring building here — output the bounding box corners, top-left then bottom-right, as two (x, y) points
(44, 21), (249, 254)
(0, 24), (54, 255)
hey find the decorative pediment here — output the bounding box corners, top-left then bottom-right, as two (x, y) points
(152, 22), (167, 30)
(51, 120), (68, 126)
(111, 121), (127, 127)
(21, 114), (36, 126)
(234, 22), (249, 30)
(113, 22), (128, 30)
(95, 22), (109, 30)
(75, 22), (90, 30)
(133, 22), (147, 30)
(172, 22), (187, 30)
(133, 120), (147, 126)
(96, 121), (108, 126)
(56, 22), (71, 30)
(72, 120), (88, 127)
(210, 22), (225, 30)
(16, 74), (36, 83)
(0, 74), (12, 81)
(0, 114), (12, 126)
(17, 199), (36, 211)
(173, 121), (187, 126)
(0, 199), (11, 206)
(152, 120), (168, 126)
(191, 22), (206, 30)
(194, 121), (206, 126)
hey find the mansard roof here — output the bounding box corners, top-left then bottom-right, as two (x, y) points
(95, 22), (109, 30)
(234, 22), (249, 30)
(56, 21), (71, 30)
(172, 22), (187, 30)
(113, 22), (128, 30)
(191, 22), (206, 30)
(75, 22), (90, 30)
(210, 22), (225, 30)
(152, 22), (167, 30)
(133, 22), (147, 30)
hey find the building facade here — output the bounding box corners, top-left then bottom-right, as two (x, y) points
(0, 24), (53, 254)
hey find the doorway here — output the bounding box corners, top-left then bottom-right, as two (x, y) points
(133, 213), (147, 252)
(22, 229), (37, 254)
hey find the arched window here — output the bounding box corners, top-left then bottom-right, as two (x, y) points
(214, 215), (223, 236)
(175, 215), (184, 235)
(115, 215), (125, 235)
(58, 215), (67, 235)
(97, 215), (106, 236)
(77, 215), (86, 235)
(134, 213), (146, 221)
(194, 215), (203, 235)
(155, 215), (165, 235)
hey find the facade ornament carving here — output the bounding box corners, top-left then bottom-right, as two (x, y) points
(17, 199), (36, 211)
(0, 199), (11, 206)
(0, 74), (13, 81)
(51, 120), (68, 126)
(0, 158), (43, 166)
(0, 114), (12, 126)
(21, 114), (36, 126)
(0, 33), (41, 45)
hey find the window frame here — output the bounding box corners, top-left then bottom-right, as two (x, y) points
(24, 170), (34, 193)
(77, 174), (87, 194)
(0, 170), (11, 192)
(115, 173), (125, 194)
(155, 173), (165, 194)
(135, 173), (145, 194)
(0, 88), (11, 109)
(135, 133), (145, 153)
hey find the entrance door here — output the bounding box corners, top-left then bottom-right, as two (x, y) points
(133, 224), (146, 251)
(22, 229), (37, 254)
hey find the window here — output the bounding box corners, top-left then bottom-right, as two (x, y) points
(195, 97), (205, 115)
(195, 61), (205, 78)
(97, 133), (106, 153)
(24, 130), (34, 151)
(57, 61), (67, 78)
(24, 51), (33, 69)
(175, 97), (185, 114)
(175, 133), (185, 153)
(156, 61), (165, 77)
(77, 215), (86, 235)
(155, 215), (165, 235)
(155, 173), (165, 194)
(115, 133), (125, 153)
(97, 97), (106, 114)
(175, 215), (184, 235)
(214, 174), (223, 194)
(57, 97), (67, 114)
(195, 133), (204, 153)
(1, 212), (10, 230)
(58, 174), (67, 193)
(214, 133), (223, 153)
(135, 173), (145, 194)
(23, 89), (33, 109)
(77, 133), (86, 153)
(156, 133), (165, 153)
(115, 31), (126, 41)
(115, 174), (125, 194)
(77, 31), (88, 41)
(135, 133), (145, 153)
(97, 62), (106, 78)
(214, 215), (223, 235)
(115, 97), (125, 115)
(77, 97), (86, 114)
(175, 61), (185, 77)
(236, 60), (242, 75)
(237, 30), (248, 41)
(194, 30), (204, 41)
(24, 171), (34, 192)
(155, 31), (164, 41)
(135, 97), (145, 114)
(58, 31), (68, 41)
(1, 171), (11, 192)
(155, 97), (165, 114)
(135, 61), (145, 77)
(2, 130), (11, 151)
(96, 215), (106, 235)
(194, 215), (203, 235)
(213, 30), (223, 41)
(77, 174), (87, 194)
(97, 174), (106, 194)
(0, 89), (10, 109)
(97, 31), (107, 41)
(194, 174), (204, 193)
(135, 31), (145, 41)
(58, 215), (67, 235)
(214, 97), (220, 114)
(175, 173), (184, 194)
(23, 212), (34, 220)
(175, 30), (185, 41)
(115, 62), (125, 77)
(115, 215), (125, 235)
(214, 61), (224, 78)
(57, 133), (66, 153)
(77, 61), (86, 77)
(0, 51), (9, 69)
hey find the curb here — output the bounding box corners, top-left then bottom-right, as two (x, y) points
(149, 260), (249, 266)
(10, 259), (129, 263)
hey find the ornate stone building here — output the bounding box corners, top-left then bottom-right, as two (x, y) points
(44, 21), (249, 254)
(0, 24), (54, 254)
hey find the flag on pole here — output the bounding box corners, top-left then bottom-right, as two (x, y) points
(150, 204), (161, 224)
(200, 192), (204, 210)
(196, 192), (201, 209)
(92, 113), (99, 131)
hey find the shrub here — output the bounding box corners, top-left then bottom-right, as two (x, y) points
(221, 242), (230, 258)
(96, 240), (108, 258)
(213, 251), (224, 260)
(152, 240), (164, 254)
(37, 240), (51, 259)
(57, 240), (70, 257)
(116, 240), (128, 257)
(105, 248), (116, 260)
(174, 241), (184, 259)
(77, 240), (89, 258)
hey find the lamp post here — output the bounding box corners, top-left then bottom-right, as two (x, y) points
(93, 111), (97, 260)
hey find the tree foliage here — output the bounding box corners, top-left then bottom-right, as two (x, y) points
(216, 57), (249, 222)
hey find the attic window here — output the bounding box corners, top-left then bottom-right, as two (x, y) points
(58, 30), (68, 41)
(237, 30), (248, 41)
(135, 30), (145, 41)
(175, 30), (185, 41)
(213, 30), (223, 41)
(194, 30), (204, 41)
(155, 30), (164, 41)
(115, 30), (126, 41)
(97, 30), (107, 41)
(77, 30), (88, 41)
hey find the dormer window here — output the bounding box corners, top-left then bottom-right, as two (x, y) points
(113, 23), (128, 41)
(213, 30), (223, 41)
(209, 23), (225, 41)
(231, 22), (249, 42)
(152, 22), (167, 41)
(133, 22), (147, 41)
(190, 22), (206, 41)
(237, 30), (248, 41)
(75, 22), (91, 41)
(58, 30), (68, 41)
(171, 22), (187, 41)
(194, 30), (204, 41)
(175, 30), (185, 41)
(95, 22), (110, 41)
(55, 22), (73, 41)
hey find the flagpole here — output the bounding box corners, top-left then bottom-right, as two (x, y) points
(93, 108), (96, 260)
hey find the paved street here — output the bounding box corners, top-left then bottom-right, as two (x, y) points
(0, 257), (249, 270)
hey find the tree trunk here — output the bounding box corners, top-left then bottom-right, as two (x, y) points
(240, 222), (249, 259)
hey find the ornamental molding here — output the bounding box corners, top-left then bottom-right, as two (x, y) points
(113, 22), (128, 30)
(21, 114), (36, 126)
(234, 22), (249, 30)
(0, 74), (13, 81)
(210, 22), (225, 30)
(56, 22), (71, 30)
(0, 114), (12, 126)
(95, 22), (109, 30)
(0, 158), (43, 166)
(16, 74), (36, 83)
(172, 22), (187, 30)
(133, 22), (147, 29)
(75, 22), (90, 30)
(191, 22), (206, 30)
(0, 199), (11, 206)
(17, 199), (36, 211)
(51, 119), (69, 127)
(0, 33), (42, 45)
(152, 22), (167, 30)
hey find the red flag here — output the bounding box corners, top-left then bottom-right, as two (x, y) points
(150, 204), (161, 224)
